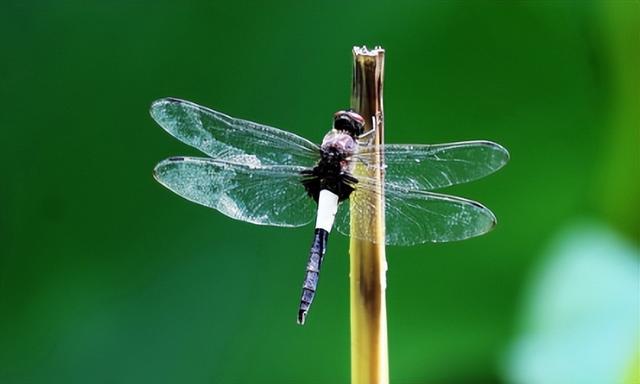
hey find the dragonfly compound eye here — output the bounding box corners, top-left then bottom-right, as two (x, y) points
(333, 111), (365, 137)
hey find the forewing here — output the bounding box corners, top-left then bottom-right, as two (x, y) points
(154, 157), (314, 227)
(150, 98), (320, 167)
(335, 186), (497, 246)
(353, 141), (509, 191)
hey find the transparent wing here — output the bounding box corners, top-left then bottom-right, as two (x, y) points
(154, 157), (315, 227)
(353, 141), (509, 191)
(150, 98), (320, 167)
(334, 185), (497, 246)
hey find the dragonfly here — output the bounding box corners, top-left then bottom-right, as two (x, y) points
(151, 98), (509, 325)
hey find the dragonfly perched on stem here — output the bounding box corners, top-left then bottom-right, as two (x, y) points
(151, 98), (509, 325)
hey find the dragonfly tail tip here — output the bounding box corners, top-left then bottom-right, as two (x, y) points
(297, 309), (307, 325)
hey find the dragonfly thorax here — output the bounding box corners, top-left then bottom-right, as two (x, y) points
(301, 130), (358, 203)
(320, 130), (357, 177)
(321, 130), (356, 156)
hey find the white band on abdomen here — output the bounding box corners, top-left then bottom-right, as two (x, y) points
(315, 189), (339, 232)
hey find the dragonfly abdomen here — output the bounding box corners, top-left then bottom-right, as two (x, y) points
(298, 228), (328, 325)
(297, 189), (339, 325)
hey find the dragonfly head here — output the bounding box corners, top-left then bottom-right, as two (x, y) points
(333, 110), (365, 138)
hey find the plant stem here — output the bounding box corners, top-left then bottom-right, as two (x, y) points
(349, 46), (388, 384)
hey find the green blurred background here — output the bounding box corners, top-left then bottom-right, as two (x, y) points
(1, 1), (638, 383)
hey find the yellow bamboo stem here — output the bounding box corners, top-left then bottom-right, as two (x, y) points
(349, 46), (388, 384)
